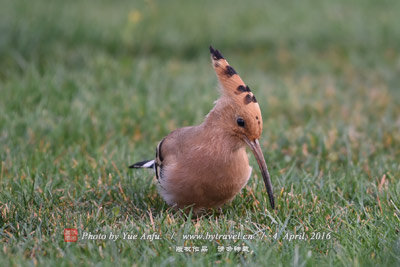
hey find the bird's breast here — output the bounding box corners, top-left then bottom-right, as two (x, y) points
(158, 144), (252, 209)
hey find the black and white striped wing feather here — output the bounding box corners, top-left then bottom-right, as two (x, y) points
(154, 138), (165, 180)
(129, 138), (165, 181)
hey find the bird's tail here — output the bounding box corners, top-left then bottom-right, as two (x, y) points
(129, 159), (155, 169)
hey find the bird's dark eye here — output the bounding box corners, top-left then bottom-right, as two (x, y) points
(237, 117), (245, 127)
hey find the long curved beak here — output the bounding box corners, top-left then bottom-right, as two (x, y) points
(243, 137), (275, 209)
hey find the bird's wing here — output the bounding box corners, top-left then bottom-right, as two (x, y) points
(155, 138), (166, 180)
(154, 126), (197, 180)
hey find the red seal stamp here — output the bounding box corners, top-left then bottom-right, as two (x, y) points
(64, 228), (78, 242)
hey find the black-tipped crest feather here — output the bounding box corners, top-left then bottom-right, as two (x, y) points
(209, 46), (224, 60)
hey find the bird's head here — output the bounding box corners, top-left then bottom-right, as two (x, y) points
(209, 46), (275, 209)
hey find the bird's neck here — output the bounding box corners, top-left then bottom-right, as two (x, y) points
(201, 99), (245, 152)
(203, 97), (234, 126)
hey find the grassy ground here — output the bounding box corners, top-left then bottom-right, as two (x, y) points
(1, 0), (400, 265)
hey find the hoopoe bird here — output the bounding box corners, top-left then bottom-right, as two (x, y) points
(130, 46), (274, 213)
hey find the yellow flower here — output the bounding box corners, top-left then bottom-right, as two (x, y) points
(128, 10), (142, 24)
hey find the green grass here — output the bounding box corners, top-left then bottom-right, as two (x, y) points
(1, 0), (400, 265)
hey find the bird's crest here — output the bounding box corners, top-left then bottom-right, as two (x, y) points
(209, 46), (263, 141)
(209, 46), (258, 106)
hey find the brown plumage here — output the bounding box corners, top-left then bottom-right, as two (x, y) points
(130, 46), (274, 213)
